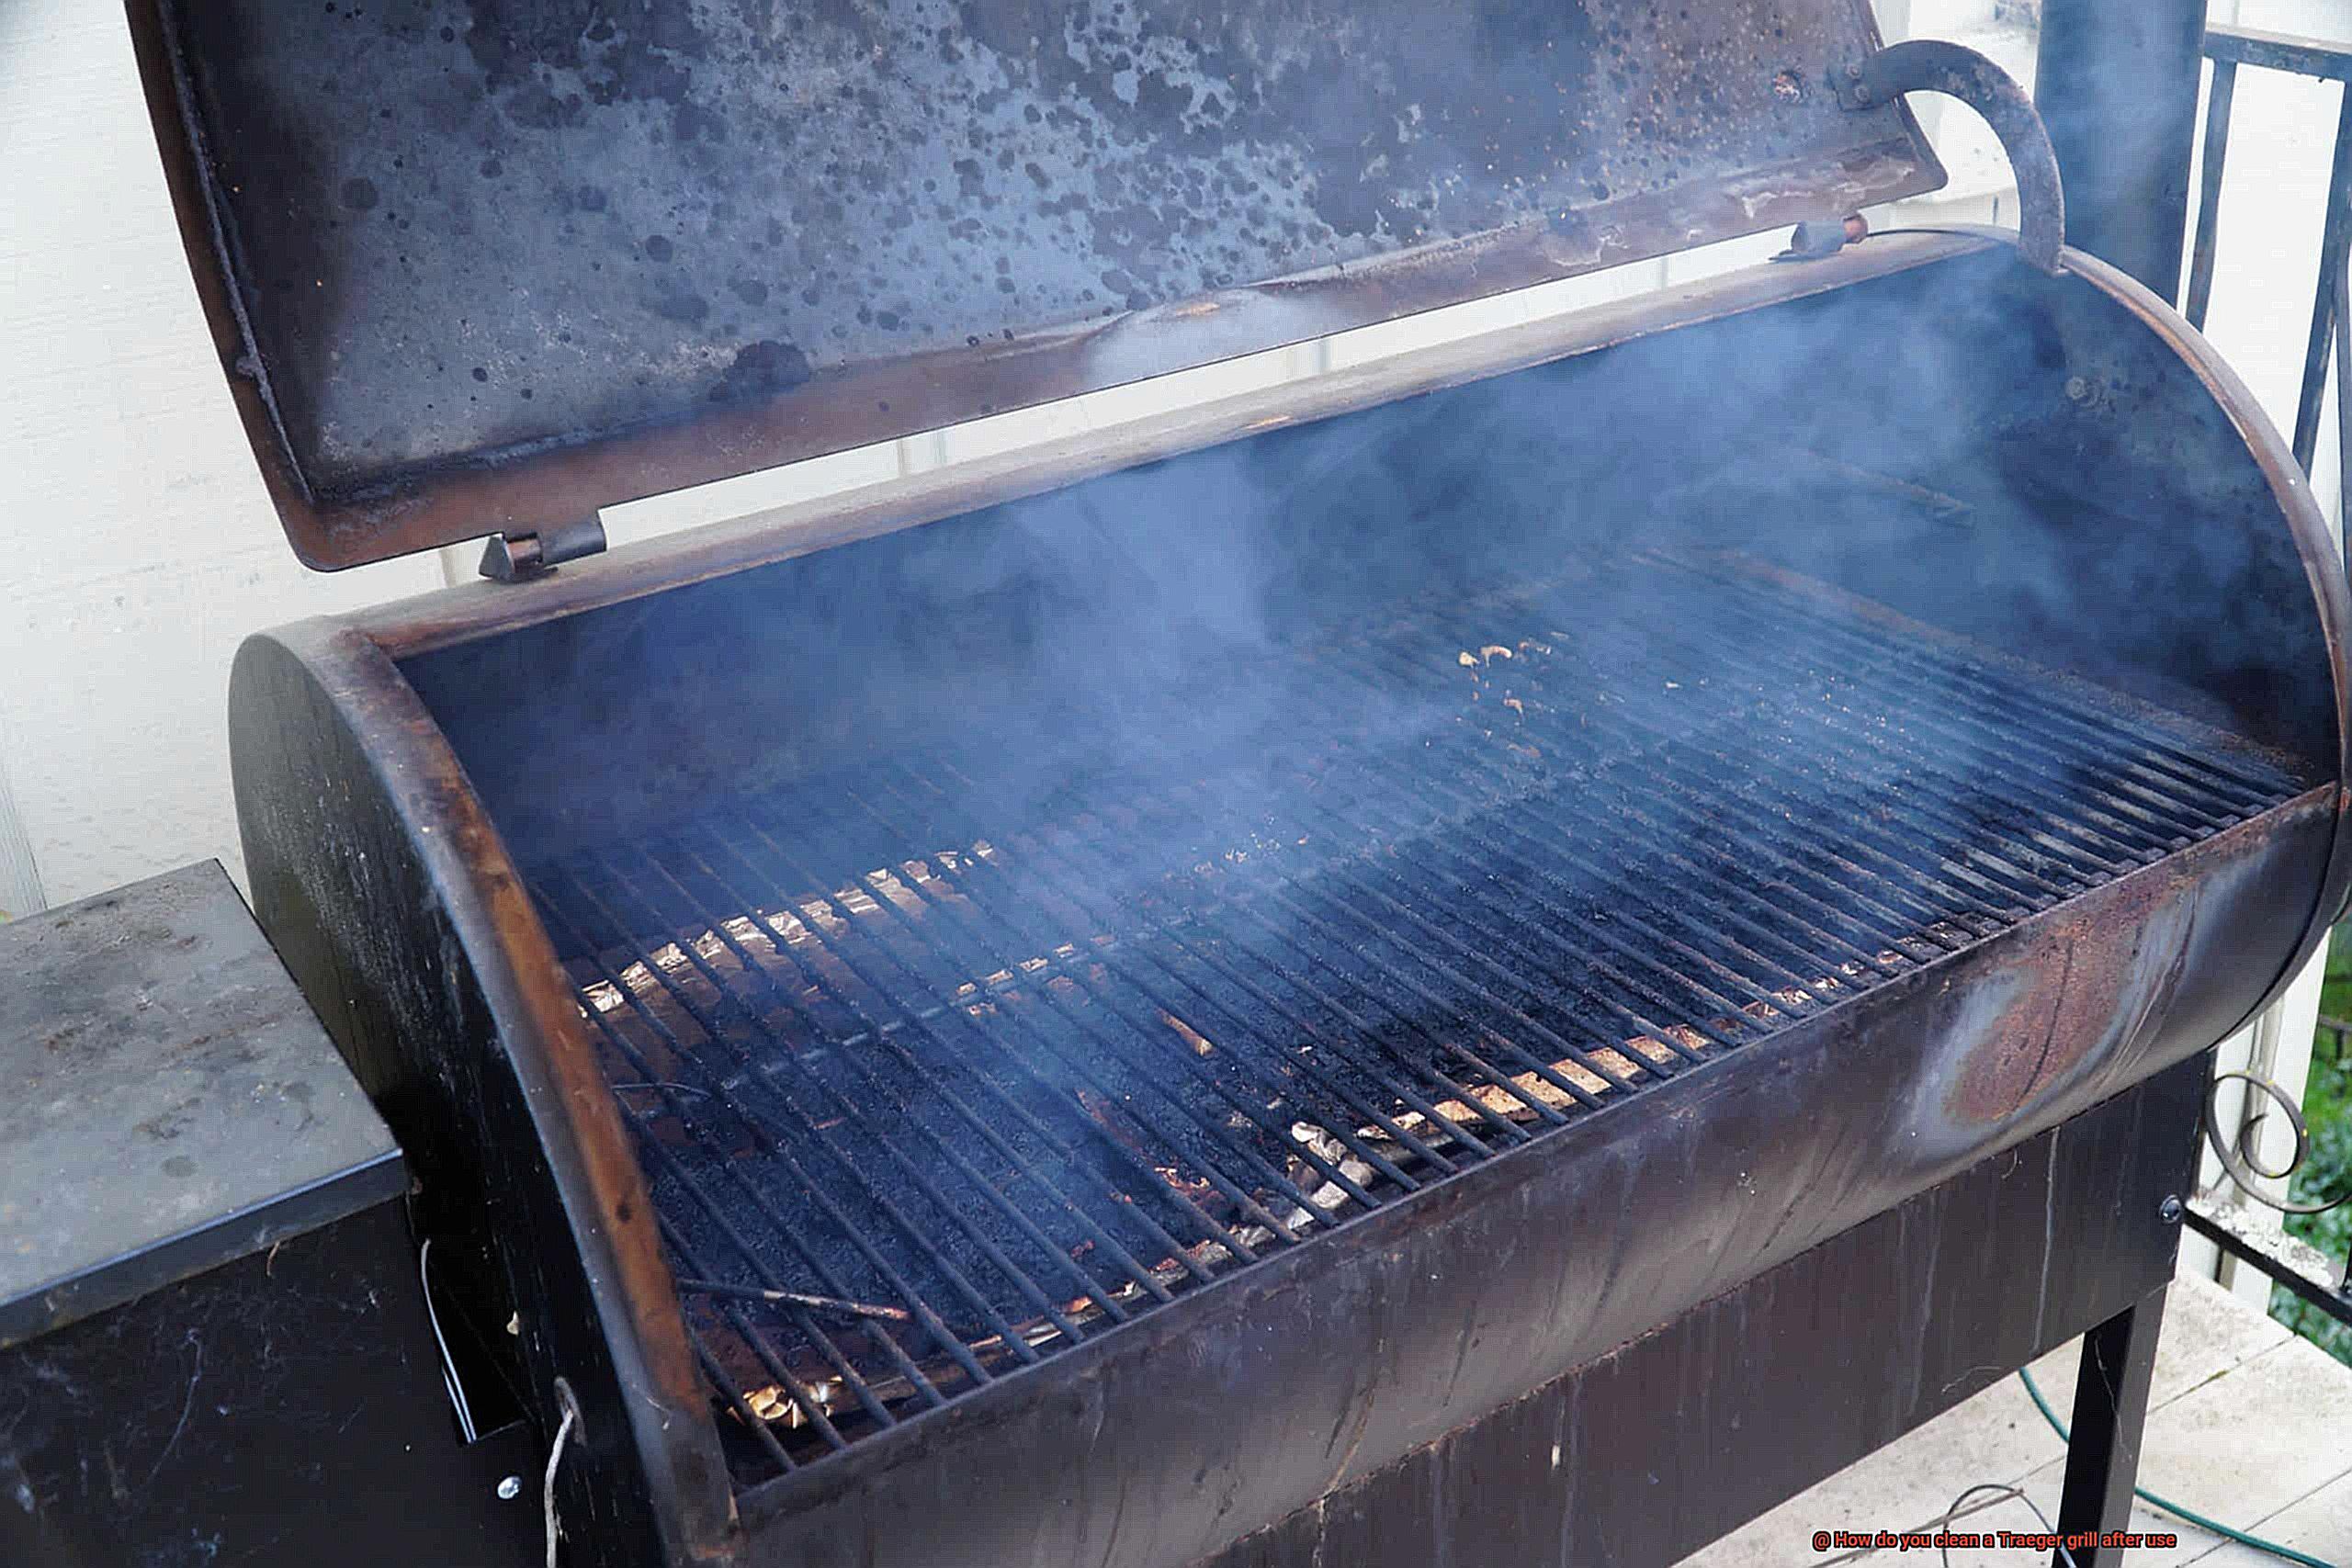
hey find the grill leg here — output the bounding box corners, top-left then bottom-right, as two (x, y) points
(2051, 1285), (2167, 1568)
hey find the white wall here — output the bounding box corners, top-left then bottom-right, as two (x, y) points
(0, 0), (2342, 933)
(0, 5), (445, 915)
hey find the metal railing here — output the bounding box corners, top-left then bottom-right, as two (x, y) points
(2321, 1010), (2351, 1067)
(2188, 1010), (2352, 1332)
(2188, 25), (2352, 500)
(2181, 24), (2352, 1339)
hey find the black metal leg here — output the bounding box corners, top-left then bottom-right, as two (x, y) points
(2052, 1285), (2167, 1568)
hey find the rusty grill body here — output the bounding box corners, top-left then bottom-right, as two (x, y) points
(118, 2), (2352, 1565)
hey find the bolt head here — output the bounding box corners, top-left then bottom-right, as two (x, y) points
(2159, 1194), (2185, 1224)
(496, 1474), (523, 1501)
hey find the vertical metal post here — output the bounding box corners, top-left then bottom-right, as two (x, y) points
(2291, 89), (2352, 476)
(2336, 264), (2351, 576)
(2183, 58), (2235, 332)
(2052, 1286), (2168, 1568)
(2035, 0), (2211, 296)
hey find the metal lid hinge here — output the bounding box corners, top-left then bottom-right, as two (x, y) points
(1774, 214), (1870, 263)
(478, 518), (607, 583)
(1829, 40), (2066, 276)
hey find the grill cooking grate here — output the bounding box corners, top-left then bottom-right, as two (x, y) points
(528, 551), (2305, 1483)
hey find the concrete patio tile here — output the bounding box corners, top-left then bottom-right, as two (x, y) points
(1959, 1457), (2234, 1566)
(1811, 1450), (2229, 1567)
(1923, 1478), (2227, 1568)
(1681, 1266), (2347, 1568)
(2025, 1272), (2293, 1422)
(2102, 1334), (2352, 1532)
(2189, 1469), (2352, 1566)
(1679, 1381), (2066, 1567)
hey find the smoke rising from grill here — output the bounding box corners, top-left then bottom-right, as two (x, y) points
(394, 238), (2330, 1466)
(414, 241), (2328, 864)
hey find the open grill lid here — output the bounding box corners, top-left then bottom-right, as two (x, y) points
(130, 0), (1943, 570)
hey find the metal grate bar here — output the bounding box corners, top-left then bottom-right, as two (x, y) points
(567, 971), (920, 1432)
(565, 859), (1020, 1390)
(719, 822), (1307, 1250)
(1292, 777), (1863, 1020)
(1606, 608), (2144, 886)
(663, 1210), (843, 1464)
(1270, 599), (2033, 937)
(542, 883), (972, 1410)
(557, 846), (1232, 1297)
(652, 859), (1171, 1319)
(1323, 630), (2041, 929)
(718, 817), (1350, 1231)
(1539, 649), (2186, 897)
(1221, 638), (1934, 996)
(1349, 620), (2096, 910)
(854, 771), (1474, 1175)
(660, 831), (1238, 1280)
(605, 848), (1098, 1358)
(883, 789), (1582, 1145)
(895, 772), (1531, 1156)
(1088, 771), (1725, 1111)
(1374, 564), (2229, 902)
(530, 553), (2305, 1480)
(1394, 711), (1979, 964)
(615, 841), (1147, 1329)
(899, 783), (1580, 1143)
(816, 792), (1428, 1194)
(1659, 556), (2283, 813)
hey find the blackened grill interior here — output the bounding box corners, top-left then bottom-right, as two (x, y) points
(397, 248), (2334, 1494)
(526, 547), (2301, 1484)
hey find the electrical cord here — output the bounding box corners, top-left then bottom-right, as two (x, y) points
(1813, 1478), (2076, 1566)
(2017, 1368), (2337, 1568)
(1815, 1490), (1995, 1564)
(543, 1401), (577, 1568)
(1940, 1482), (2075, 1568)
(417, 1239), (480, 1443)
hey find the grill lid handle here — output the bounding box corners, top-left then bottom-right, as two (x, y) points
(1840, 40), (2066, 276)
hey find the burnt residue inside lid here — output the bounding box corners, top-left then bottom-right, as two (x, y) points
(141, 0), (1940, 566)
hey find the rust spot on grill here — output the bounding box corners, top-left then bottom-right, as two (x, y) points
(1936, 864), (2199, 1129)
